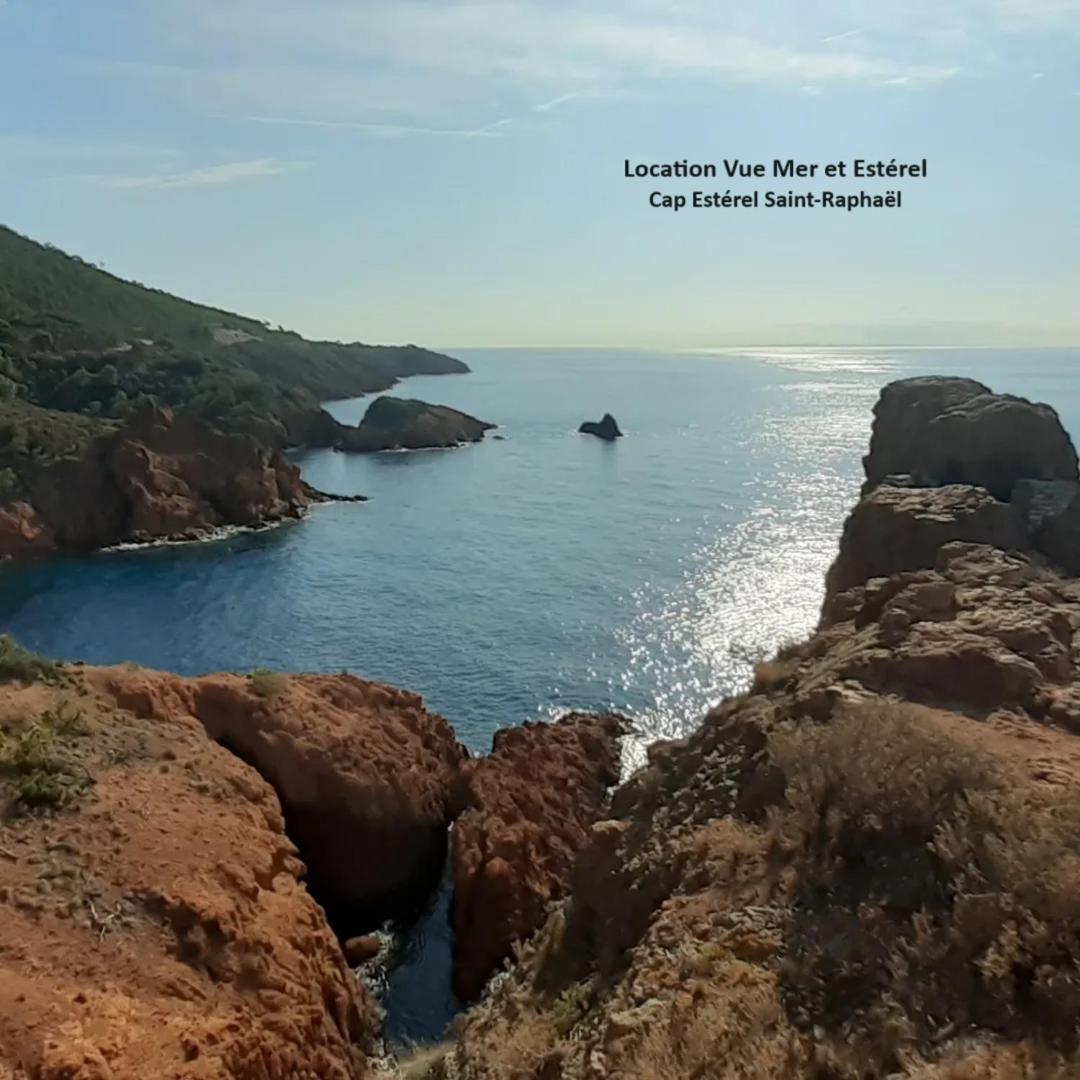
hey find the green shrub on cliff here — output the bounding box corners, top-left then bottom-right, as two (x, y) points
(0, 635), (60, 684)
(250, 667), (286, 699)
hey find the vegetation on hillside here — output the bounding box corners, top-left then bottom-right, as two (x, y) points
(0, 225), (466, 455)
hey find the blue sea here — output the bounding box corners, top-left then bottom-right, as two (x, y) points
(2, 346), (1078, 1041)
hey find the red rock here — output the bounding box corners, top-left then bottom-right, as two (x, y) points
(7, 406), (312, 555)
(451, 712), (626, 1001)
(91, 668), (468, 923)
(0, 668), (374, 1079)
(0, 500), (54, 558)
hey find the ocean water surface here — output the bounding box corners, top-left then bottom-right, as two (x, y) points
(1, 346), (1078, 1041)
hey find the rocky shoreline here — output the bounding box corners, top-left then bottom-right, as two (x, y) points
(6, 374), (1080, 1077)
(0, 390), (487, 560)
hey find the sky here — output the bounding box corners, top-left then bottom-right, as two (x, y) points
(1, 0), (1078, 348)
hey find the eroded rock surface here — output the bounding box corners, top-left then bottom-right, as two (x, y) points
(829, 377), (1080, 597)
(0, 669), (374, 1079)
(451, 712), (626, 1002)
(90, 668), (468, 926)
(824, 483), (1027, 600)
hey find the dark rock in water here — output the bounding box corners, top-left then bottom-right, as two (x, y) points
(336, 396), (495, 453)
(578, 413), (623, 440)
(302, 482), (368, 505)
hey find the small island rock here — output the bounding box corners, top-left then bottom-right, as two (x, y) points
(579, 413), (623, 440)
(337, 396), (495, 452)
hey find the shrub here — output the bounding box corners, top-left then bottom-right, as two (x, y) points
(0, 634), (60, 684)
(3, 715), (89, 810)
(250, 667), (286, 699)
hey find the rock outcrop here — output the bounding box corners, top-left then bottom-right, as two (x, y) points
(451, 713), (626, 1002)
(863, 375), (1078, 498)
(0, 665), (374, 1079)
(442, 378), (1080, 1080)
(0, 406), (314, 558)
(90, 668), (468, 927)
(335, 397), (494, 453)
(827, 377), (1080, 600)
(824, 483), (1028, 599)
(578, 414), (623, 441)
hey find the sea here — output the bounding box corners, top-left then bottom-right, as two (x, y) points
(1, 346), (1077, 1042)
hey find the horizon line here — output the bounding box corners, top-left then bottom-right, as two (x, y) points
(430, 342), (1080, 352)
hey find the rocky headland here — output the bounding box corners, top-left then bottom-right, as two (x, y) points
(436, 377), (1080, 1078)
(0, 225), (474, 558)
(7, 374), (1080, 1078)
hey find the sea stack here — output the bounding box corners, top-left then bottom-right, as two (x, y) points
(578, 413), (623, 440)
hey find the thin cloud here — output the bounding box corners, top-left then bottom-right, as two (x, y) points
(147, 1), (962, 105)
(994, 0), (1080, 28)
(822, 28), (865, 43)
(65, 158), (308, 191)
(533, 91), (585, 112)
(238, 115), (513, 138)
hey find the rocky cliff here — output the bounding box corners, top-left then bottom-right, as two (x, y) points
(0, 641), (626, 1078)
(429, 377), (1080, 1079)
(8, 374), (1080, 1079)
(451, 713), (626, 1002)
(0, 405), (313, 558)
(0, 661), (375, 1079)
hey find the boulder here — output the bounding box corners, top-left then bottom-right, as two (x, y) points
(579, 413), (623, 440)
(336, 396), (494, 452)
(343, 934), (383, 966)
(451, 712), (627, 1001)
(863, 377), (1078, 499)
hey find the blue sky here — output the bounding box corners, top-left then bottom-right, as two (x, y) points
(1, 0), (1078, 347)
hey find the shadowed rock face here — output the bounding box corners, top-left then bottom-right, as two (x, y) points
(863, 376), (1078, 499)
(578, 413), (623, 440)
(824, 484), (1029, 601)
(0, 406), (311, 558)
(825, 377), (1080, 600)
(451, 712), (627, 1002)
(336, 396), (495, 452)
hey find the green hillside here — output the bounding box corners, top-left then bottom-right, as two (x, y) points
(0, 225), (466, 445)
